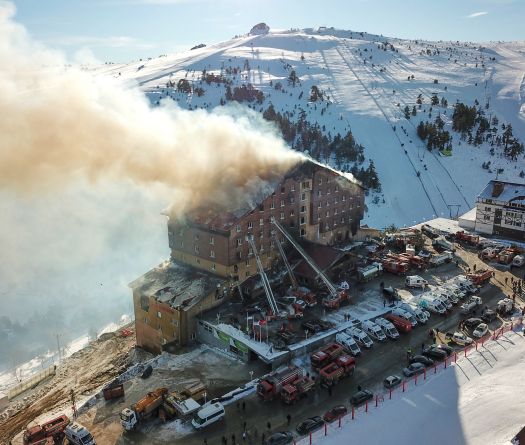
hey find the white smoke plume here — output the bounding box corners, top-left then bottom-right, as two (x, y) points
(0, 1), (302, 354)
(0, 2), (303, 213)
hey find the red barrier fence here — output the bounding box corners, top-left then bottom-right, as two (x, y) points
(294, 320), (522, 445)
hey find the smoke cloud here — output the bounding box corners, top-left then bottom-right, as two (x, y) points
(0, 1), (303, 363)
(0, 2), (303, 215)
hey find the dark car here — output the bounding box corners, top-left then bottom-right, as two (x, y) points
(323, 405), (348, 423)
(422, 346), (447, 360)
(403, 362), (426, 377)
(267, 431), (294, 445)
(436, 343), (453, 356)
(383, 375), (402, 389)
(350, 389), (374, 406)
(409, 355), (434, 367)
(464, 317), (483, 329)
(482, 310), (497, 323)
(296, 416), (324, 435)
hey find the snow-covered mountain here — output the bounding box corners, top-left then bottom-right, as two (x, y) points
(94, 27), (525, 228)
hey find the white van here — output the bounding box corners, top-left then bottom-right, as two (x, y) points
(512, 255), (524, 267)
(435, 288), (459, 305)
(374, 317), (399, 339)
(192, 403), (225, 429)
(346, 327), (373, 348)
(362, 320), (387, 341)
(405, 275), (428, 289)
(65, 423), (96, 445)
(335, 332), (362, 356)
(398, 303), (429, 324)
(418, 295), (447, 315)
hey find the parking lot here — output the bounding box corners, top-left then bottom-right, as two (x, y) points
(93, 241), (524, 445)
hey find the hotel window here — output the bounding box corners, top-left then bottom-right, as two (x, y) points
(301, 205), (306, 213)
(291, 184), (295, 191)
(290, 210), (295, 217)
(317, 190), (322, 197)
(281, 200), (285, 207)
(301, 193), (306, 201)
(237, 238), (242, 246)
(180, 241), (184, 248)
(335, 197), (338, 204)
(300, 217), (306, 225)
(341, 217), (345, 224)
(209, 236), (214, 245)
(210, 250), (215, 258)
(236, 225), (241, 232)
(318, 202), (322, 209)
(211, 264), (216, 271)
(318, 178), (322, 185)
(280, 212), (285, 220)
(259, 218), (264, 226)
(342, 195), (346, 201)
(194, 245), (200, 253)
(281, 186), (285, 194)
(290, 197), (295, 204)
(326, 210), (330, 217)
(334, 209), (338, 215)
(327, 188), (331, 194)
(248, 221), (253, 229)
(194, 234), (200, 241)
(300, 228), (306, 236)
(270, 202), (275, 209)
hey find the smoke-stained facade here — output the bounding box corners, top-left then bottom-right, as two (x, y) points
(168, 160), (365, 282)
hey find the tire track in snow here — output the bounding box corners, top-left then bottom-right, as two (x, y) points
(330, 43), (440, 216)
(340, 40), (471, 211)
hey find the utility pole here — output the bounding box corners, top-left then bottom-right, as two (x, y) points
(56, 333), (61, 363)
(70, 388), (77, 419)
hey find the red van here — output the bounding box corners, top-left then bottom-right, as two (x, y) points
(384, 313), (412, 333)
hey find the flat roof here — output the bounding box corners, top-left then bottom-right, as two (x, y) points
(129, 260), (225, 310)
(478, 180), (525, 204)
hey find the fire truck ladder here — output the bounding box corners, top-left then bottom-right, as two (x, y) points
(272, 231), (299, 289)
(245, 235), (280, 315)
(271, 219), (338, 298)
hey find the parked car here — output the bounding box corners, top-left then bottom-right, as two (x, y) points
(349, 389), (374, 406)
(296, 417), (324, 435)
(449, 332), (474, 346)
(403, 362), (426, 377)
(464, 318), (483, 329)
(267, 432), (294, 445)
(383, 375), (402, 389)
(409, 355), (434, 367)
(422, 346), (448, 360)
(472, 323), (489, 338)
(481, 310), (497, 323)
(323, 405), (348, 423)
(435, 344), (453, 356)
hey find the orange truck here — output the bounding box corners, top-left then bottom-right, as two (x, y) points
(23, 415), (70, 445)
(310, 343), (344, 370)
(257, 365), (314, 404)
(467, 269), (493, 285)
(120, 387), (168, 431)
(319, 355), (356, 387)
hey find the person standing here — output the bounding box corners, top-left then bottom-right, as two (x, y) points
(286, 414), (291, 426)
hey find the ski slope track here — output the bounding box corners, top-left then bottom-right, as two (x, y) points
(93, 29), (525, 228)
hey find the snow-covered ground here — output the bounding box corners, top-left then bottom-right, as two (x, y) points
(93, 28), (525, 229)
(301, 328), (525, 445)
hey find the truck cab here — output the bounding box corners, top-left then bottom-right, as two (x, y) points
(418, 296), (447, 315)
(64, 423), (96, 445)
(120, 408), (138, 431)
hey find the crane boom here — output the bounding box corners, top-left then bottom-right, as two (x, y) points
(272, 231), (299, 289)
(245, 235), (280, 315)
(271, 219), (338, 297)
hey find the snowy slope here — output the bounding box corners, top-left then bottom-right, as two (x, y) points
(93, 28), (525, 228)
(306, 329), (525, 445)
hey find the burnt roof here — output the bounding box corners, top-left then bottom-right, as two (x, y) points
(129, 260), (225, 310)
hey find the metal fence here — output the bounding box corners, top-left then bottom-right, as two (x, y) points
(293, 319), (522, 445)
(7, 365), (56, 400)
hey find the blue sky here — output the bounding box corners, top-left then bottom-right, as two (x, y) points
(9, 0), (525, 62)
